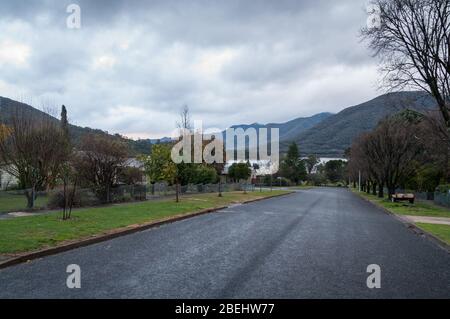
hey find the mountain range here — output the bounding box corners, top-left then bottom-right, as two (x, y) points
(283, 91), (436, 156)
(0, 91), (437, 157)
(226, 91), (436, 157)
(227, 112), (333, 142)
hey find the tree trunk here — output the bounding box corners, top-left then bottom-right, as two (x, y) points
(68, 180), (77, 220)
(63, 180), (68, 220)
(372, 182), (377, 196)
(378, 183), (384, 198)
(25, 188), (36, 209)
(387, 185), (395, 200)
(106, 184), (111, 203)
(446, 145), (450, 183)
(175, 182), (179, 202)
(25, 191), (34, 209)
(218, 179), (222, 197)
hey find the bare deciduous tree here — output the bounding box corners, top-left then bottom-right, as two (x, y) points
(349, 113), (423, 199)
(173, 105), (193, 202)
(362, 0), (450, 130)
(74, 134), (129, 203)
(60, 161), (78, 220)
(0, 109), (68, 208)
(349, 133), (385, 197)
(177, 105), (192, 135)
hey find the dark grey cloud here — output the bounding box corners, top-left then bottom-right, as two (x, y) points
(0, 0), (378, 138)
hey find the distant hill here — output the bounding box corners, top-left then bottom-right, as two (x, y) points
(283, 91), (437, 157)
(227, 112), (333, 142)
(0, 96), (164, 155)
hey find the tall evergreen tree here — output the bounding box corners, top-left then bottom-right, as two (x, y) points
(61, 105), (69, 141)
(280, 142), (307, 185)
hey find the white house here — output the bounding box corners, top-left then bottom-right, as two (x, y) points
(0, 166), (18, 190)
(124, 157), (147, 184)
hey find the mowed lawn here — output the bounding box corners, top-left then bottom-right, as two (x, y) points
(353, 189), (450, 244)
(0, 191), (289, 255)
(416, 223), (450, 244)
(0, 192), (48, 213)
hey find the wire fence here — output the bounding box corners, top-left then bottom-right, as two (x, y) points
(434, 192), (450, 208)
(0, 182), (255, 214)
(0, 189), (49, 213)
(414, 191), (435, 201)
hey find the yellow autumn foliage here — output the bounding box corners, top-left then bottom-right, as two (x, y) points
(0, 124), (11, 142)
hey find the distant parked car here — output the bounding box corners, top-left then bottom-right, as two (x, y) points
(391, 193), (415, 204)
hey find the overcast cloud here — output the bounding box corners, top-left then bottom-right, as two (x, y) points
(0, 0), (379, 139)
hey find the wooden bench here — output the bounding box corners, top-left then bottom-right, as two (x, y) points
(391, 193), (415, 204)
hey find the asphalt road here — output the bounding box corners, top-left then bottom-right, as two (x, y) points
(0, 188), (449, 298)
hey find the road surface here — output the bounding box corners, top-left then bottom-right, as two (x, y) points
(0, 188), (449, 298)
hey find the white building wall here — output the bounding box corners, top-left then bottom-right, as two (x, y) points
(0, 167), (18, 190)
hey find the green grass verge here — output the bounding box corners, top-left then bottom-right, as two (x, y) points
(416, 223), (450, 245)
(351, 188), (450, 246)
(0, 192), (48, 213)
(268, 185), (315, 190)
(352, 189), (450, 218)
(288, 185), (315, 190)
(0, 190), (289, 254)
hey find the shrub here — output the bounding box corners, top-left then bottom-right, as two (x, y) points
(436, 184), (450, 193)
(118, 167), (144, 185)
(307, 173), (327, 186)
(194, 165), (218, 184)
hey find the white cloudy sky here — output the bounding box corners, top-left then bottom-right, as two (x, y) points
(0, 0), (380, 139)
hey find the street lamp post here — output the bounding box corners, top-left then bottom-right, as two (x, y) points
(358, 170), (361, 192)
